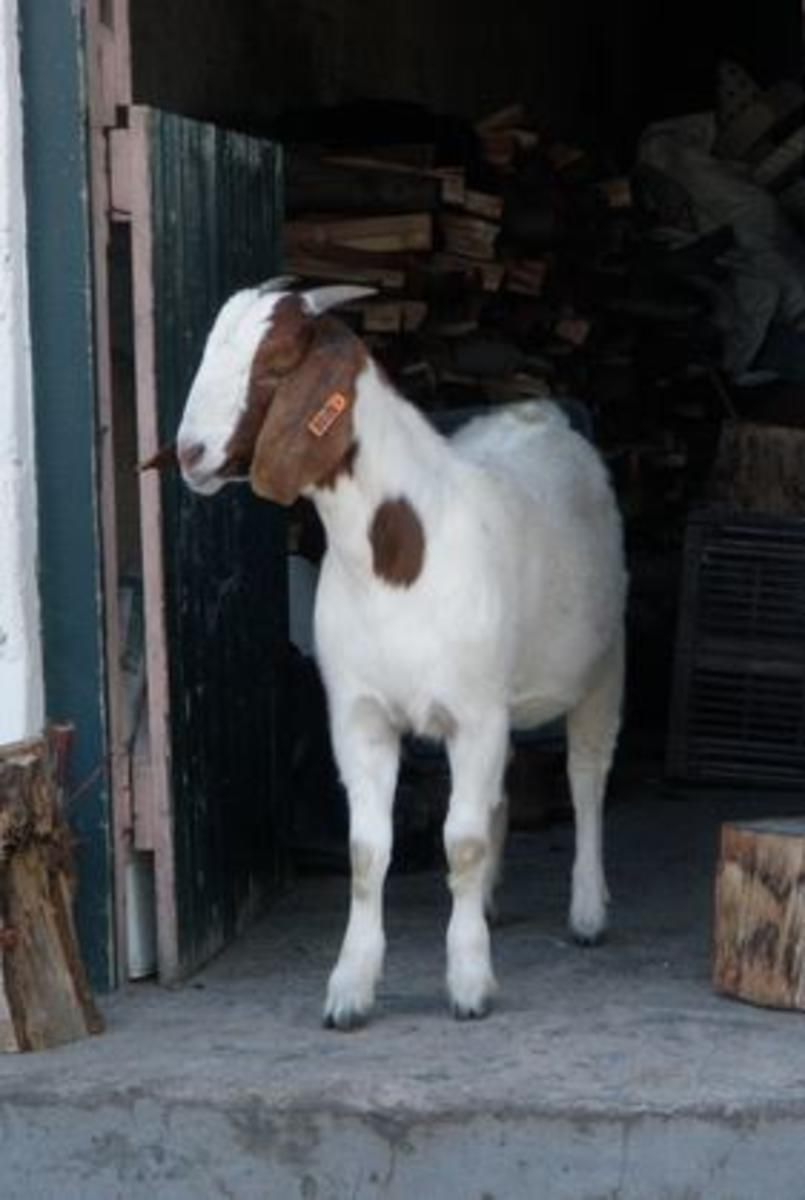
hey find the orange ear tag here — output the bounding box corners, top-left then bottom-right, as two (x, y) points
(307, 391), (348, 438)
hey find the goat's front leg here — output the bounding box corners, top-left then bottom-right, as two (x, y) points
(324, 700), (399, 1031)
(444, 711), (509, 1019)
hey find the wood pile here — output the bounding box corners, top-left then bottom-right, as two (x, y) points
(281, 98), (730, 546)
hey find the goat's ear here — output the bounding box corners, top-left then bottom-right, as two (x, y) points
(249, 321), (364, 505)
(302, 285), (377, 316)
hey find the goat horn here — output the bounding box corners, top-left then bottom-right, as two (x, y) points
(139, 443), (178, 472)
(257, 275), (299, 295)
(302, 285), (378, 315)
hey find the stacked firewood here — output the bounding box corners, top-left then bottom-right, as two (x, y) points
(281, 100), (728, 544)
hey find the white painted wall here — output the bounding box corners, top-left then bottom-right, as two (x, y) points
(0, 0), (45, 744)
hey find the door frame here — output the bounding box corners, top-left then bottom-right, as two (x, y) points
(84, 0), (180, 982)
(20, 0), (114, 990)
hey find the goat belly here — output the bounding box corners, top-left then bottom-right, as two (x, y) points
(508, 692), (576, 732)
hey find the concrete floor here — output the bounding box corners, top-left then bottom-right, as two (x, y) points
(2, 775), (805, 1199)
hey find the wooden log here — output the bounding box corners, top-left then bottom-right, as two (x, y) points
(0, 736), (104, 1050)
(284, 248), (407, 291)
(346, 299), (428, 334)
(463, 190), (505, 222)
(707, 420), (805, 516)
(439, 213), (500, 261)
(285, 213), (433, 255)
(713, 818), (805, 1011)
(285, 152), (442, 215)
(427, 253), (505, 293)
(505, 257), (549, 296)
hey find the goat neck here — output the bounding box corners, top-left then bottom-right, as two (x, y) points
(311, 358), (451, 585)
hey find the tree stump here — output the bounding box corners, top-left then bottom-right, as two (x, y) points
(713, 818), (805, 1011)
(0, 736), (104, 1050)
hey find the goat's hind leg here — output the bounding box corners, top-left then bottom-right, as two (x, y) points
(324, 701), (399, 1030)
(566, 637), (624, 946)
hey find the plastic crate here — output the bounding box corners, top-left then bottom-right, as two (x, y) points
(667, 510), (805, 787)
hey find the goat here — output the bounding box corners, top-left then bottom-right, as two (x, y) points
(175, 278), (627, 1029)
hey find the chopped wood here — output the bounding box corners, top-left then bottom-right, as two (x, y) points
(286, 153), (442, 215)
(597, 177), (633, 209)
(323, 154), (465, 206)
(707, 420), (805, 516)
(429, 253), (505, 292)
(510, 128), (540, 151)
(505, 258), (549, 296)
(463, 190), (505, 221)
(433, 167), (466, 206)
(714, 818), (805, 1011)
(555, 316), (592, 347)
(346, 143), (436, 170)
(284, 249), (406, 291)
(546, 143), (586, 173)
(347, 300), (428, 334)
(286, 213), (433, 255)
(479, 131), (517, 171)
(440, 213), (500, 261)
(476, 103), (527, 133)
(0, 736), (104, 1051)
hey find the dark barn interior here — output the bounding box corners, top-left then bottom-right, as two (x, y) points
(118, 0), (805, 904)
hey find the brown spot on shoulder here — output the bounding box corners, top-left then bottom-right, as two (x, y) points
(369, 497), (425, 587)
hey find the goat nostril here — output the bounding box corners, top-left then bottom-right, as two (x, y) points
(179, 441), (206, 470)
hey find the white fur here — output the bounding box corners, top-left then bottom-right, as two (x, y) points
(178, 289), (627, 1028)
(177, 286), (285, 490)
(177, 282), (374, 492)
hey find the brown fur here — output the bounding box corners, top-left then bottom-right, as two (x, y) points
(368, 497), (425, 587)
(249, 313), (365, 505)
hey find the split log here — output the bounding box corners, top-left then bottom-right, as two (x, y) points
(286, 153), (442, 215)
(713, 818), (805, 1010)
(284, 248), (407, 291)
(463, 190), (505, 222)
(286, 213), (433, 255)
(439, 213), (500, 261)
(707, 420), (805, 516)
(346, 299), (428, 334)
(427, 253), (504, 293)
(0, 736), (104, 1050)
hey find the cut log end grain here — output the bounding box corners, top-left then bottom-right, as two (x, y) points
(0, 737), (104, 1051)
(713, 818), (805, 1011)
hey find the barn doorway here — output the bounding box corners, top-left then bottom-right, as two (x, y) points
(85, 0), (805, 985)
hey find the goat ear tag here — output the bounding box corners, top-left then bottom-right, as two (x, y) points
(307, 391), (348, 438)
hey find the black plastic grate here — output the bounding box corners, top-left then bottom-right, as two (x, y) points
(667, 511), (805, 787)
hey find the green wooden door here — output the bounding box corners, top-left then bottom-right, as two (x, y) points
(131, 108), (289, 978)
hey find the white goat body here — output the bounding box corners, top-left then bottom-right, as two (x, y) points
(175, 283), (627, 1029)
(315, 373), (623, 739)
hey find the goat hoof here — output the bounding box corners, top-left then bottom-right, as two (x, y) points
(447, 971), (497, 1021)
(451, 996), (493, 1021)
(571, 926), (607, 948)
(323, 1006), (370, 1032)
